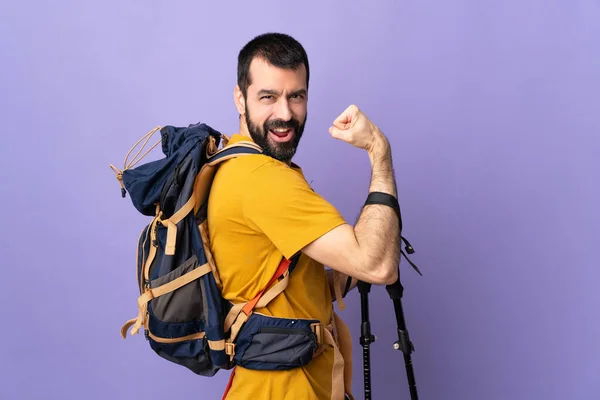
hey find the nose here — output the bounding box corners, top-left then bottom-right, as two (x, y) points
(273, 98), (292, 121)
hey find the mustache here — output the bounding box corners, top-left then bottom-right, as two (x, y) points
(264, 118), (299, 132)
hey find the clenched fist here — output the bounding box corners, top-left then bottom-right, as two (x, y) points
(328, 105), (387, 154)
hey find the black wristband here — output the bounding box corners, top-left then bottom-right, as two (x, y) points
(363, 191), (400, 219)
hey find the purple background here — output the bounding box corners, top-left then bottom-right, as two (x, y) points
(2, 1), (599, 399)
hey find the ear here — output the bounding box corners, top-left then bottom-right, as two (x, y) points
(234, 85), (245, 115)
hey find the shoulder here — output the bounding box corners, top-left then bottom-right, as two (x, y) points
(211, 155), (310, 203)
(215, 153), (294, 177)
(249, 158), (306, 182)
(216, 153), (308, 188)
(241, 158), (314, 201)
(212, 154), (274, 185)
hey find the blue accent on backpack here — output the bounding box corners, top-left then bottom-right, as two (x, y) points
(110, 123), (326, 377)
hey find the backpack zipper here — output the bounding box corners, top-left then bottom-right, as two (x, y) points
(260, 326), (309, 335)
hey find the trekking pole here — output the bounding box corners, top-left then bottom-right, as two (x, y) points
(357, 240), (421, 400)
(357, 192), (423, 399)
(357, 280), (375, 400)
(386, 236), (421, 400)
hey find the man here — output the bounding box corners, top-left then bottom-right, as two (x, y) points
(207, 32), (401, 400)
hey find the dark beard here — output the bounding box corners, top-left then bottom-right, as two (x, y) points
(245, 103), (306, 163)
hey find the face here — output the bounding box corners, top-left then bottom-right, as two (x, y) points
(235, 57), (308, 163)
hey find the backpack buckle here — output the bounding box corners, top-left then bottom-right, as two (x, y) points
(311, 323), (324, 345)
(311, 323), (327, 358)
(225, 342), (236, 356)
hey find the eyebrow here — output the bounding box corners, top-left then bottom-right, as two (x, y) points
(257, 89), (307, 97)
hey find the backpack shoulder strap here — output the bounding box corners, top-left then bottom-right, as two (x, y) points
(208, 140), (263, 164)
(192, 140), (263, 215)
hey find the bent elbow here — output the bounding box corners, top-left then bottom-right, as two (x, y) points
(368, 263), (398, 285)
(379, 266), (398, 285)
(384, 269), (398, 285)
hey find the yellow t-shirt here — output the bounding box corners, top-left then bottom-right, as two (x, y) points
(207, 134), (347, 399)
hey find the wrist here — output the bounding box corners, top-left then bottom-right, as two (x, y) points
(366, 127), (397, 197)
(367, 128), (391, 163)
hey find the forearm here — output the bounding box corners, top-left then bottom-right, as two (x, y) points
(352, 130), (401, 284)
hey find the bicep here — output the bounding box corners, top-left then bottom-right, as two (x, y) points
(302, 224), (365, 279)
(302, 223), (389, 284)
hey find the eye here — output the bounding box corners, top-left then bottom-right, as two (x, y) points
(260, 95), (275, 102)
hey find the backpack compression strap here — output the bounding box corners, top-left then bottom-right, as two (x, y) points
(121, 261), (213, 338)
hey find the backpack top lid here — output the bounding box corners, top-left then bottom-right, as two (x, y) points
(110, 122), (222, 217)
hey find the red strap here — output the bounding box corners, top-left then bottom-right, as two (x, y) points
(222, 366), (236, 400)
(241, 257), (290, 316)
(222, 258), (290, 399)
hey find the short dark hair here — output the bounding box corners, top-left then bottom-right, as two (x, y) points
(237, 32), (310, 98)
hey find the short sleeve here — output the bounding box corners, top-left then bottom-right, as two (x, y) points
(242, 161), (347, 259)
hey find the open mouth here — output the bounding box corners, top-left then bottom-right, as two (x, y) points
(269, 127), (294, 142)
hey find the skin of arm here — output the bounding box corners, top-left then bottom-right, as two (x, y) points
(303, 105), (401, 286)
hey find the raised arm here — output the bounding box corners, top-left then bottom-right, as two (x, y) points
(302, 105), (401, 285)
